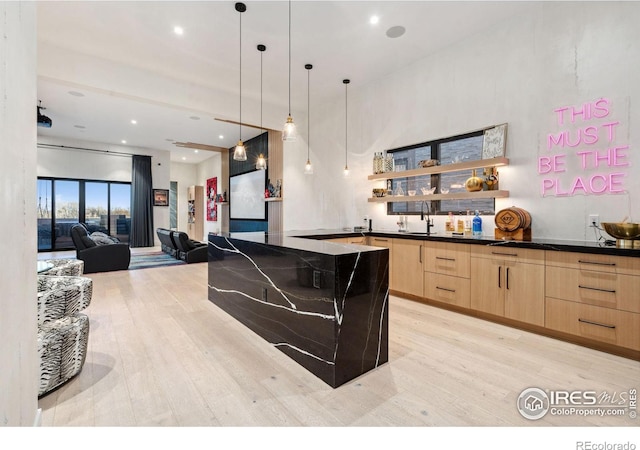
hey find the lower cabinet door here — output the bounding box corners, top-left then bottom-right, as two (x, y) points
(504, 262), (545, 326)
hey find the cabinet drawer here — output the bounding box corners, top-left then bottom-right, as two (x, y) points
(423, 242), (470, 278)
(471, 246), (544, 265)
(545, 297), (640, 351)
(346, 237), (366, 245)
(424, 273), (470, 308)
(545, 251), (640, 276)
(369, 237), (393, 249)
(546, 267), (640, 313)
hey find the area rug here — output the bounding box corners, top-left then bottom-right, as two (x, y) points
(128, 252), (186, 270)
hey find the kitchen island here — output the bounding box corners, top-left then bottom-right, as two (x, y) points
(207, 232), (389, 388)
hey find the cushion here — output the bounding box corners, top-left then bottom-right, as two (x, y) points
(90, 232), (118, 245)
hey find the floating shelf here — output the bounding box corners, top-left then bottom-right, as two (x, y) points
(367, 156), (509, 181)
(367, 190), (509, 203)
(215, 202), (229, 205)
(264, 197), (283, 202)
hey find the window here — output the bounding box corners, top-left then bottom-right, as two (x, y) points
(37, 177), (131, 251)
(387, 130), (495, 215)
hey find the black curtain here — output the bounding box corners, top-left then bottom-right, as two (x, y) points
(130, 155), (154, 247)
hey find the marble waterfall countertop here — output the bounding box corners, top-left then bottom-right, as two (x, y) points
(207, 232), (389, 388)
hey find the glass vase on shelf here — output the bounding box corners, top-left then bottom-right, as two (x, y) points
(393, 181), (404, 196)
(384, 153), (394, 173)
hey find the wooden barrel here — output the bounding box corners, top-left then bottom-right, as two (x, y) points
(495, 207), (531, 231)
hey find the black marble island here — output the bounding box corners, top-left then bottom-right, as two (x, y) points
(207, 232), (389, 388)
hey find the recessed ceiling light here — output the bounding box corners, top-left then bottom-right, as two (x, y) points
(194, 150), (199, 153)
(182, 157), (186, 161)
(386, 25), (406, 39)
(121, 140), (127, 144)
(131, 119), (137, 124)
(165, 138), (174, 142)
(68, 91), (84, 97)
(189, 116), (200, 120)
(174, 26), (184, 36)
(74, 125), (85, 129)
(219, 135), (224, 139)
(370, 16), (379, 25)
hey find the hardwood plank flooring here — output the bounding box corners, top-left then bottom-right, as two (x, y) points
(38, 260), (639, 429)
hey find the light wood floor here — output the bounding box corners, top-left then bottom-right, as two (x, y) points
(37, 259), (639, 428)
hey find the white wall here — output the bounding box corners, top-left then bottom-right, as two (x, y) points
(0, 1), (38, 426)
(196, 153), (223, 239)
(283, 2), (640, 242)
(37, 136), (171, 246)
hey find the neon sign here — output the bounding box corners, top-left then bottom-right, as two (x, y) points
(539, 98), (629, 196)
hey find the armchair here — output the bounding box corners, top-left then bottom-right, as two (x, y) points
(172, 231), (208, 263)
(157, 228), (179, 258)
(70, 224), (131, 273)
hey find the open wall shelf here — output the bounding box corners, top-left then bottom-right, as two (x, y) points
(367, 156), (509, 181)
(368, 190), (509, 203)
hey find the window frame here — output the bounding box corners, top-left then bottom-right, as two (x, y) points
(386, 129), (494, 216)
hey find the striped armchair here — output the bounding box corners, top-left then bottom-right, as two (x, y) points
(37, 274), (92, 397)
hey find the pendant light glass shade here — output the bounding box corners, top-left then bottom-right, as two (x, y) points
(234, 140), (247, 161)
(282, 0), (296, 141)
(343, 79), (350, 177)
(233, 2), (246, 161)
(304, 64), (313, 175)
(256, 154), (267, 170)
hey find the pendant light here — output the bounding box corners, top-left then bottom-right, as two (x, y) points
(343, 79), (350, 177)
(282, 0), (296, 141)
(304, 64), (313, 175)
(256, 44), (267, 170)
(233, 2), (247, 161)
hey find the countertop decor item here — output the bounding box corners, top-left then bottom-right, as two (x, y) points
(494, 206), (532, 240)
(464, 169), (484, 192)
(602, 222), (640, 248)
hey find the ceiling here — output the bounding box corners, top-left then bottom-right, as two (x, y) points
(36, 1), (536, 164)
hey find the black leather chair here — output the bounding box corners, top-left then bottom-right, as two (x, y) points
(156, 228), (179, 258)
(172, 231), (208, 263)
(70, 224), (131, 273)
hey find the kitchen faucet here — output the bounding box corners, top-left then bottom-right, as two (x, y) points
(421, 201), (435, 235)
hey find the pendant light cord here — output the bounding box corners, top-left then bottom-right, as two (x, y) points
(288, 0), (291, 116)
(345, 82), (348, 166)
(307, 69), (310, 160)
(239, 9), (242, 141)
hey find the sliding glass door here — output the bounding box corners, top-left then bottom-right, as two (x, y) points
(54, 180), (80, 249)
(37, 177), (131, 251)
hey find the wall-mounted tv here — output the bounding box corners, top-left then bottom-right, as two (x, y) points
(230, 170), (266, 220)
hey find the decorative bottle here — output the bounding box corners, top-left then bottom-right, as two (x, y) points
(465, 169), (484, 192)
(472, 210), (483, 237)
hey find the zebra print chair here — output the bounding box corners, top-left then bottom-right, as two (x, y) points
(37, 274), (92, 397)
(39, 258), (85, 276)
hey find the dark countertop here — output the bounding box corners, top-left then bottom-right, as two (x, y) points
(209, 231), (385, 256)
(285, 229), (640, 258)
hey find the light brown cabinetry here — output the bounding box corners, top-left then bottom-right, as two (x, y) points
(545, 251), (640, 351)
(369, 237), (393, 286)
(187, 185), (204, 241)
(391, 239), (423, 297)
(423, 242), (471, 308)
(470, 246), (545, 326)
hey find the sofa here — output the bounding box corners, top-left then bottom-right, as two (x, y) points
(70, 224), (131, 273)
(172, 231), (208, 263)
(157, 228), (179, 258)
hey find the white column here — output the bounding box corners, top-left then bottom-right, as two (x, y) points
(0, 1), (39, 425)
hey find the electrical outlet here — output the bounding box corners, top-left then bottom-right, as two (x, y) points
(588, 214), (600, 227)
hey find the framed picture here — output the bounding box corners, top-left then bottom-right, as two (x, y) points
(482, 123), (508, 159)
(206, 177), (218, 222)
(153, 189), (169, 206)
